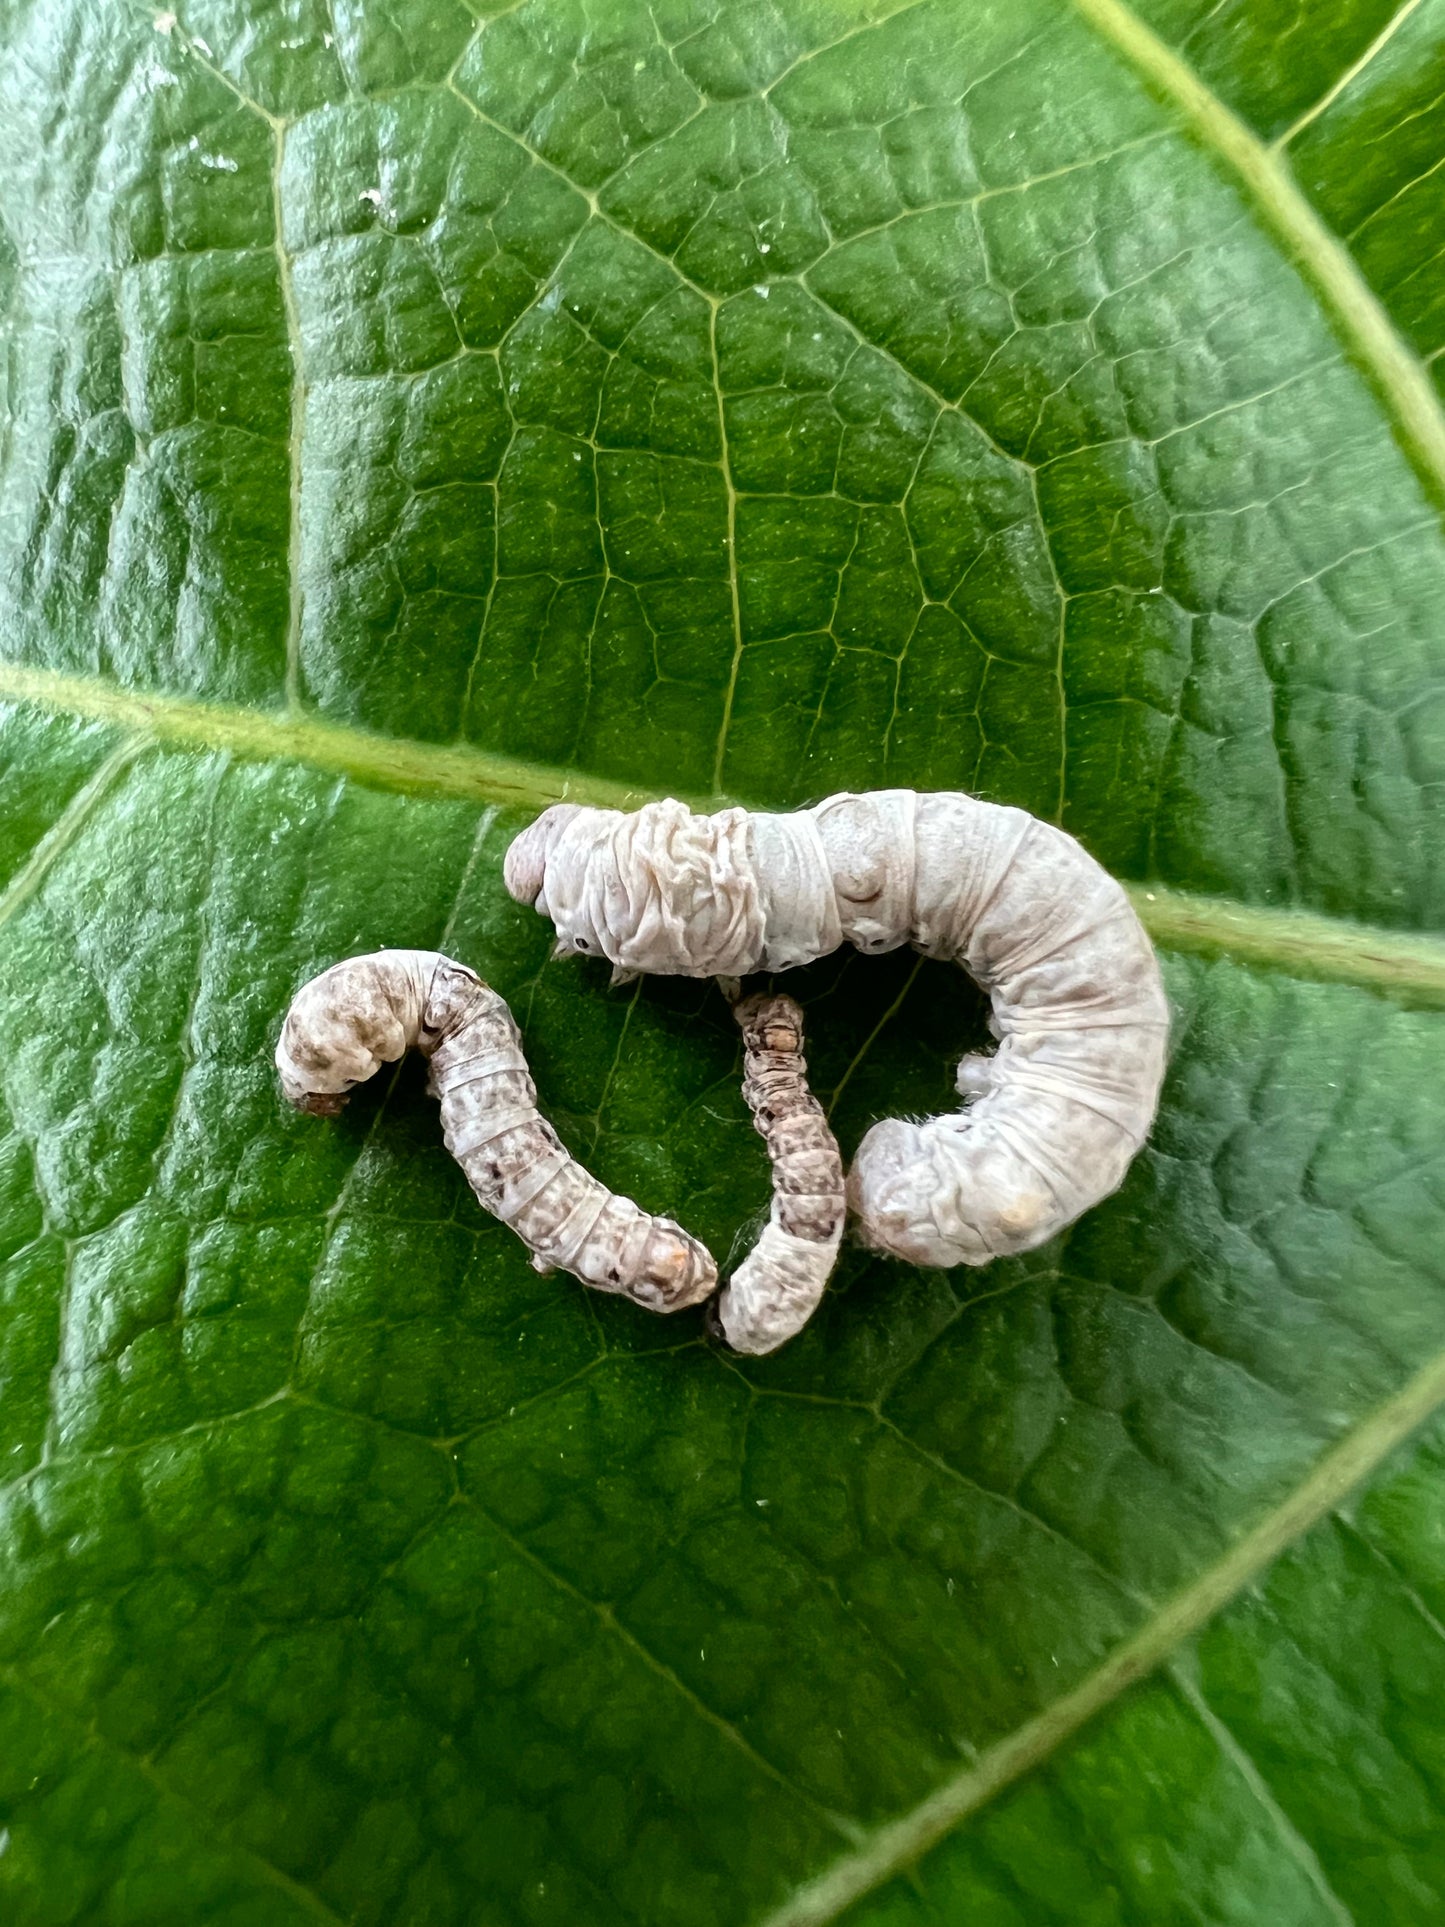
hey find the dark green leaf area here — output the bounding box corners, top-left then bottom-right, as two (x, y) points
(1128, 0), (1402, 141)
(840, 1409), (1445, 1927)
(1191, 1422), (1445, 1925)
(838, 1679), (1342, 1927)
(3, 0), (1445, 1919)
(4, 0), (1445, 924)
(0, 735), (1443, 1923)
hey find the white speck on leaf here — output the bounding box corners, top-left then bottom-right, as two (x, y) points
(200, 153), (238, 172)
(193, 32), (213, 53)
(359, 187), (382, 208)
(153, 9), (175, 30)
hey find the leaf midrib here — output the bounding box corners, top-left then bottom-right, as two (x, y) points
(4, 659), (1444, 1005)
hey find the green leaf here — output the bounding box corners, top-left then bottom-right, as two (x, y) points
(1, 1), (1444, 1922)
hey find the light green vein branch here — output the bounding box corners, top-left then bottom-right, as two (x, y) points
(0, 740), (143, 931)
(4, 660), (1445, 1004)
(1069, 0), (1445, 514)
(1169, 1668), (1357, 1926)
(761, 1341), (1445, 1926)
(1273, 0), (1427, 150)
(827, 955), (926, 1118)
(710, 295), (746, 796)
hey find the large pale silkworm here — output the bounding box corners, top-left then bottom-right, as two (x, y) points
(275, 949), (717, 1312)
(504, 793), (1170, 1269)
(712, 992), (845, 1355)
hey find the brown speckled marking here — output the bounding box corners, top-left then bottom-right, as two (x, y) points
(734, 993), (844, 1245)
(277, 950), (716, 1313)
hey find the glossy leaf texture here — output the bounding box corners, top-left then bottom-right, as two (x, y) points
(1, 1), (1444, 1923)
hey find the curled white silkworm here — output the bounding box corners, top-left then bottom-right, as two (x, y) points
(712, 992), (845, 1355)
(505, 793), (1169, 1269)
(276, 950), (717, 1312)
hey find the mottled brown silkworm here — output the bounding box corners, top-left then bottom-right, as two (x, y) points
(505, 792), (1169, 1270)
(275, 949), (717, 1312)
(712, 992), (845, 1355)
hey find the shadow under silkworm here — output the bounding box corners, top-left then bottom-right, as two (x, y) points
(767, 947), (994, 1158)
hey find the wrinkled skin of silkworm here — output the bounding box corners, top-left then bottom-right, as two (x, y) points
(505, 793), (1169, 1269)
(712, 993), (845, 1355)
(276, 950), (716, 1312)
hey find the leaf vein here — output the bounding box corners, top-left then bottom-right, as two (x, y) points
(760, 1341), (1445, 1924)
(454, 1487), (867, 1845)
(4, 663), (1445, 1001)
(1170, 1665), (1358, 1926)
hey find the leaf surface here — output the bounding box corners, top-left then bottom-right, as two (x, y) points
(1, 1), (1444, 1922)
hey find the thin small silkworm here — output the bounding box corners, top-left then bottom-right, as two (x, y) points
(275, 949), (717, 1312)
(711, 992), (845, 1355)
(504, 792), (1169, 1269)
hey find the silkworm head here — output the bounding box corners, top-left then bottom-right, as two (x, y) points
(275, 959), (413, 1112)
(634, 1221), (719, 1309)
(848, 1118), (962, 1267)
(733, 991), (802, 1057)
(291, 1088), (349, 1118)
(703, 1294), (730, 1348)
(850, 1115), (1059, 1267)
(503, 804), (582, 907)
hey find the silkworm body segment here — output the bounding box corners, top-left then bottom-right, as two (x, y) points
(506, 793), (1170, 1268)
(716, 993), (845, 1354)
(277, 950), (717, 1311)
